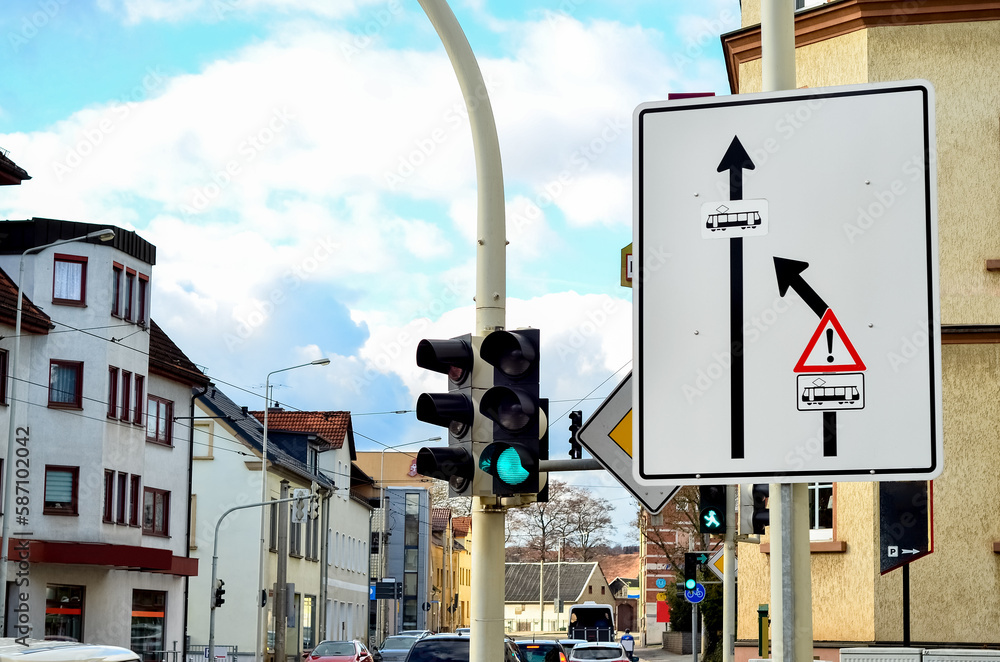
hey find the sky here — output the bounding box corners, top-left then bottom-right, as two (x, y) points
(0, 0), (741, 546)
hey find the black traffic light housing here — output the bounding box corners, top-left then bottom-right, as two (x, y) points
(683, 553), (699, 591)
(415, 335), (476, 496)
(751, 484), (769, 534)
(568, 410), (583, 459)
(213, 579), (226, 608)
(699, 484), (727, 534)
(478, 329), (543, 496)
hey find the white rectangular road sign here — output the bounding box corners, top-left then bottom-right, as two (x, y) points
(577, 372), (678, 514)
(633, 80), (942, 485)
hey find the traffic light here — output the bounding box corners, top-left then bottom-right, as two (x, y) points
(415, 334), (477, 497)
(291, 488), (310, 524)
(308, 495), (320, 520)
(213, 579), (226, 608)
(568, 410), (583, 459)
(478, 329), (543, 496)
(683, 553), (698, 591)
(738, 483), (770, 535)
(698, 484), (727, 534)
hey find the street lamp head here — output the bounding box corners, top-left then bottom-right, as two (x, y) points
(311, 358), (331, 366)
(85, 228), (116, 242)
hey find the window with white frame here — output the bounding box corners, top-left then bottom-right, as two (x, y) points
(52, 254), (87, 305)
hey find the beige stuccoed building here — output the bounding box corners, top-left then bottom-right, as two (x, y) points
(721, 1), (1000, 659)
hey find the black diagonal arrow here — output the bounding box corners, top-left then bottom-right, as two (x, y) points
(773, 257), (840, 457)
(718, 137), (755, 460)
(773, 257), (829, 318)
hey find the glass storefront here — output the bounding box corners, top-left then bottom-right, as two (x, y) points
(45, 585), (84, 641)
(131, 589), (166, 662)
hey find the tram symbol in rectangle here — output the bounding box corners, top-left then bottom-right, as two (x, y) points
(700, 199), (769, 239)
(797, 373), (865, 411)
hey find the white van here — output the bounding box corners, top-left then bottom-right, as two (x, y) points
(0, 639), (139, 662)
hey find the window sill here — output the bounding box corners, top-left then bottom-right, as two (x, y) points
(193, 455), (215, 461)
(760, 540), (847, 554)
(52, 300), (87, 308)
(146, 439), (174, 448)
(142, 531), (170, 538)
(43, 509), (79, 517)
(48, 403), (83, 410)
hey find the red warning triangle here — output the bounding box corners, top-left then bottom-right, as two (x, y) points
(793, 309), (866, 373)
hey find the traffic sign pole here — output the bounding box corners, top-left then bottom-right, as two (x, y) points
(722, 486), (735, 662)
(760, 1), (813, 661)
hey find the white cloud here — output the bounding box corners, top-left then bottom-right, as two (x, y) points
(97, 0), (382, 24)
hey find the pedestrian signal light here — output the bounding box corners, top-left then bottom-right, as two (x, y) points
(699, 484), (727, 534)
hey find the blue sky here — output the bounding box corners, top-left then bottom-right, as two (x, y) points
(0, 0), (740, 545)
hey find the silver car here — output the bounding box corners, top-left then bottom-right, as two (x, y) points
(373, 635), (420, 662)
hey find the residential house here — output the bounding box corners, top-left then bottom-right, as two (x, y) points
(429, 508), (470, 633)
(503, 562), (614, 634)
(0, 218), (205, 659)
(598, 554), (640, 633)
(722, 1), (1000, 658)
(249, 409), (372, 645)
(0, 149), (30, 186)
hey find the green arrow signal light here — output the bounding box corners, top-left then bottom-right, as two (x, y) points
(495, 447), (530, 485)
(684, 577), (697, 591)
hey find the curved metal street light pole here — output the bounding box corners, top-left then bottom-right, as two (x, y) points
(255, 358), (329, 662)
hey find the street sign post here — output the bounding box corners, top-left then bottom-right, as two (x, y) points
(577, 372), (678, 513)
(879, 481), (932, 574)
(634, 80), (941, 485)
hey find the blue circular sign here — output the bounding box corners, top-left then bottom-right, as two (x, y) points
(655, 578), (666, 589)
(684, 582), (706, 604)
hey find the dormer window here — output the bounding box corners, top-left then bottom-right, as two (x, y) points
(53, 254), (87, 305)
(308, 447), (319, 474)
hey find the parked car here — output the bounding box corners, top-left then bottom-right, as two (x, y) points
(516, 640), (567, 662)
(567, 643), (629, 662)
(402, 633), (523, 662)
(397, 631), (433, 639)
(557, 640), (588, 653)
(373, 635), (420, 662)
(305, 641), (373, 662)
(0, 640), (139, 662)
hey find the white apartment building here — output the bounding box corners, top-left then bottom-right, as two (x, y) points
(0, 217), (206, 659)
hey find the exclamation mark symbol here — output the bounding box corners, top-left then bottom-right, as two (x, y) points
(826, 328), (834, 363)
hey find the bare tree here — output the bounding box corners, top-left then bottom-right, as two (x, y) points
(563, 485), (614, 561)
(426, 479), (472, 517)
(506, 479), (574, 561)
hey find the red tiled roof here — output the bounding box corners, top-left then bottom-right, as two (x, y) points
(250, 410), (352, 453)
(452, 517), (471, 537)
(598, 553), (640, 582)
(149, 320), (208, 386)
(0, 265), (50, 334)
(431, 508), (451, 532)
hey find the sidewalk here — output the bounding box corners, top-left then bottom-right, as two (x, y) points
(632, 646), (692, 662)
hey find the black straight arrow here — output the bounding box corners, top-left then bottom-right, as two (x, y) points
(773, 257), (829, 318)
(718, 137), (755, 460)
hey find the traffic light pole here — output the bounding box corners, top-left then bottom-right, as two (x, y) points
(417, 4), (506, 662)
(209, 494), (302, 662)
(723, 486), (735, 662)
(760, 1), (814, 660)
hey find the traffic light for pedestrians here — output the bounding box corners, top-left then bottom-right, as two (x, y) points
(699, 484), (727, 534)
(478, 329), (544, 496)
(291, 489), (310, 524)
(213, 579), (226, 608)
(415, 335), (477, 497)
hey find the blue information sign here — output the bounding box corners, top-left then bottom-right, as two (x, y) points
(655, 578), (666, 589)
(683, 582), (706, 604)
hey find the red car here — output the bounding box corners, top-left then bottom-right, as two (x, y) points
(304, 641), (373, 662)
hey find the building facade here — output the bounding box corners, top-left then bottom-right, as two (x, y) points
(722, 1), (1000, 658)
(0, 218), (204, 659)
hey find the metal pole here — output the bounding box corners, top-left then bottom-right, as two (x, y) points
(257, 359), (328, 662)
(0, 229), (114, 636)
(539, 558), (544, 633)
(275, 481), (290, 662)
(417, 2), (506, 662)
(760, 2), (812, 660)
(378, 450), (387, 644)
(211, 497), (301, 658)
(690, 602), (697, 662)
(722, 486), (736, 662)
